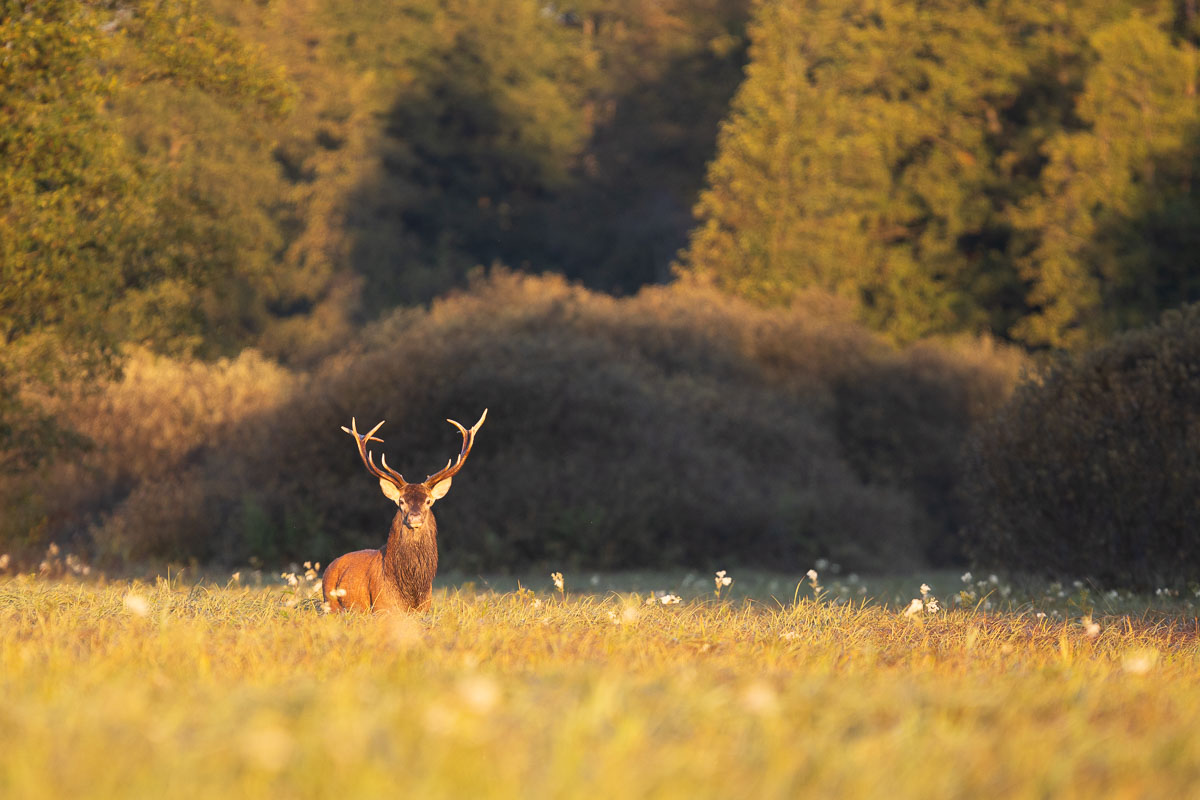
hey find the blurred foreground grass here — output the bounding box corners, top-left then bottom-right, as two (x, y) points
(3, 571), (1200, 799)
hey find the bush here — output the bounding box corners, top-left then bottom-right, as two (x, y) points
(963, 304), (1200, 589)
(6, 272), (1023, 573)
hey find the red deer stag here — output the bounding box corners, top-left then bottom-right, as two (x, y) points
(322, 409), (486, 612)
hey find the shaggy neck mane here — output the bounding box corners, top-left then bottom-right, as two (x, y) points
(381, 513), (439, 608)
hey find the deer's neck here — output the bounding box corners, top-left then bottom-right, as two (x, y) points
(381, 513), (439, 605)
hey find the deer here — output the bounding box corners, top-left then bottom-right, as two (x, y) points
(322, 409), (486, 613)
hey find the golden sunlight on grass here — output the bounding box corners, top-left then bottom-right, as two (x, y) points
(2, 573), (1200, 799)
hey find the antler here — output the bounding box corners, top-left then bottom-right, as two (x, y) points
(341, 418), (408, 488)
(423, 408), (487, 487)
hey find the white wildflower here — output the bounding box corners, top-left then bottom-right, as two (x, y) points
(925, 598), (940, 614)
(903, 598), (924, 617)
(960, 571), (972, 583)
(123, 593), (150, 617)
(551, 572), (564, 592)
(1121, 649), (1159, 675)
(1082, 616), (1101, 638)
(659, 593), (681, 605)
(714, 570), (733, 596)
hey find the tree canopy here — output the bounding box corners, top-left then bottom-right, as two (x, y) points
(679, 0), (1200, 346)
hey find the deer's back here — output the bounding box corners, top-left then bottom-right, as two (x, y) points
(322, 549), (394, 612)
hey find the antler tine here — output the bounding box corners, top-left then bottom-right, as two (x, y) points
(342, 417), (407, 487)
(424, 408), (487, 486)
(379, 452), (407, 485)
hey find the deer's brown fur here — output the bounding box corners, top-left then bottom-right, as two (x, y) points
(323, 411), (485, 613)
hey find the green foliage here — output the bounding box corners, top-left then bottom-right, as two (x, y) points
(0, 0), (295, 468)
(336, 0), (750, 308)
(963, 305), (1200, 589)
(679, 0), (1200, 347)
(679, 0), (1033, 340)
(1014, 15), (1200, 348)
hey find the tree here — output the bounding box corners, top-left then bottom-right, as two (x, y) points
(678, 0), (1199, 347)
(678, 0), (1030, 340)
(0, 0), (292, 468)
(1014, 15), (1200, 348)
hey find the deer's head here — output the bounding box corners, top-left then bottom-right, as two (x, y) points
(342, 410), (487, 533)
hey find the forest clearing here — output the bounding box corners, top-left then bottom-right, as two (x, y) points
(5, 1), (1200, 796)
(3, 570), (1200, 799)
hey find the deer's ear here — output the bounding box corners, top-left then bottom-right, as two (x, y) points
(429, 477), (452, 500)
(379, 478), (402, 505)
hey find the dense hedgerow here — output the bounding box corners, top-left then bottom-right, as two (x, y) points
(963, 304), (1200, 589)
(5, 272), (1023, 572)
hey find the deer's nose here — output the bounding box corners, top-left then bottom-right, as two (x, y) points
(404, 513), (423, 529)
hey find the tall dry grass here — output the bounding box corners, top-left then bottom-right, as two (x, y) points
(2, 573), (1199, 799)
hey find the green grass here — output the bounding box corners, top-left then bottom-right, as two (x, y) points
(2, 571), (1200, 799)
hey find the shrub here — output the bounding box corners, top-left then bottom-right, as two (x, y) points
(0, 347), (296, 562)
(7, 272), (1023, 573)
(963, 304), (1200, 589)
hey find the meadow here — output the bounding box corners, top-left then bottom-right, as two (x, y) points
(3, 568), (1200, 799)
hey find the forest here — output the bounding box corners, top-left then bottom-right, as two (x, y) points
(3, 0), (1200, 587)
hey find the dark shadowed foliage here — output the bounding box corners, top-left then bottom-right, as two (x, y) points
(963, 304), (1200, 589)
(13, 272), (1022, 574)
